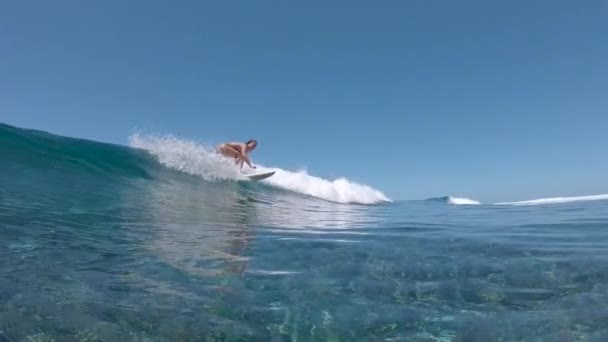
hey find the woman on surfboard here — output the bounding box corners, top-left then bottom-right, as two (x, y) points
(216, 139), (257, 170)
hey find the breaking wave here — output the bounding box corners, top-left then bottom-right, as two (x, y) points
(128, 133), (390, 205)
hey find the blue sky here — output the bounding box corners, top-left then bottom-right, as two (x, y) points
(1, 0), (607, 202)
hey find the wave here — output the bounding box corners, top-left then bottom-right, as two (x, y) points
(495, 194), (608, 206)
(447, 196), (481, 205)
(1, 123), (154, 179)
(430, 193), (608, 206)
(128, 133), (390, 205)
(426, 196), (481, 205)
(258, 167), (389, 205)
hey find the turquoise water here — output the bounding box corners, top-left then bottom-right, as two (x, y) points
(2, 123), (608, 341)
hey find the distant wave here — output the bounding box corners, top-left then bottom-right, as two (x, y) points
(426, 196), (481, 205)
(495, 194), (608, 206)
(448, 197), (481, 205)
(430, 193), (608, 206)
(129, 133), (390, 205)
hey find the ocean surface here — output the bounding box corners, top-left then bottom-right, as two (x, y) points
(2, 122), (608, 341)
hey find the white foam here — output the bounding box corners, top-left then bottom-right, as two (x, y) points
(495, 194), (608, 206)
(128, 134), (390, 205)
(254, 166), (390, 205)
(447, 197), (481, 205)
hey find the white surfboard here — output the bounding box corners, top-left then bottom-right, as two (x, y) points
(247, 171), (275, 181)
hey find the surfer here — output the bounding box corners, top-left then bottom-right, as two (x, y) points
(216, 139), (257, 170)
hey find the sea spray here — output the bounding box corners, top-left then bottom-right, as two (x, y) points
(129, 133), (390, 204)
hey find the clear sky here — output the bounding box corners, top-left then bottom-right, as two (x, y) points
(1, 1), (607, 202)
